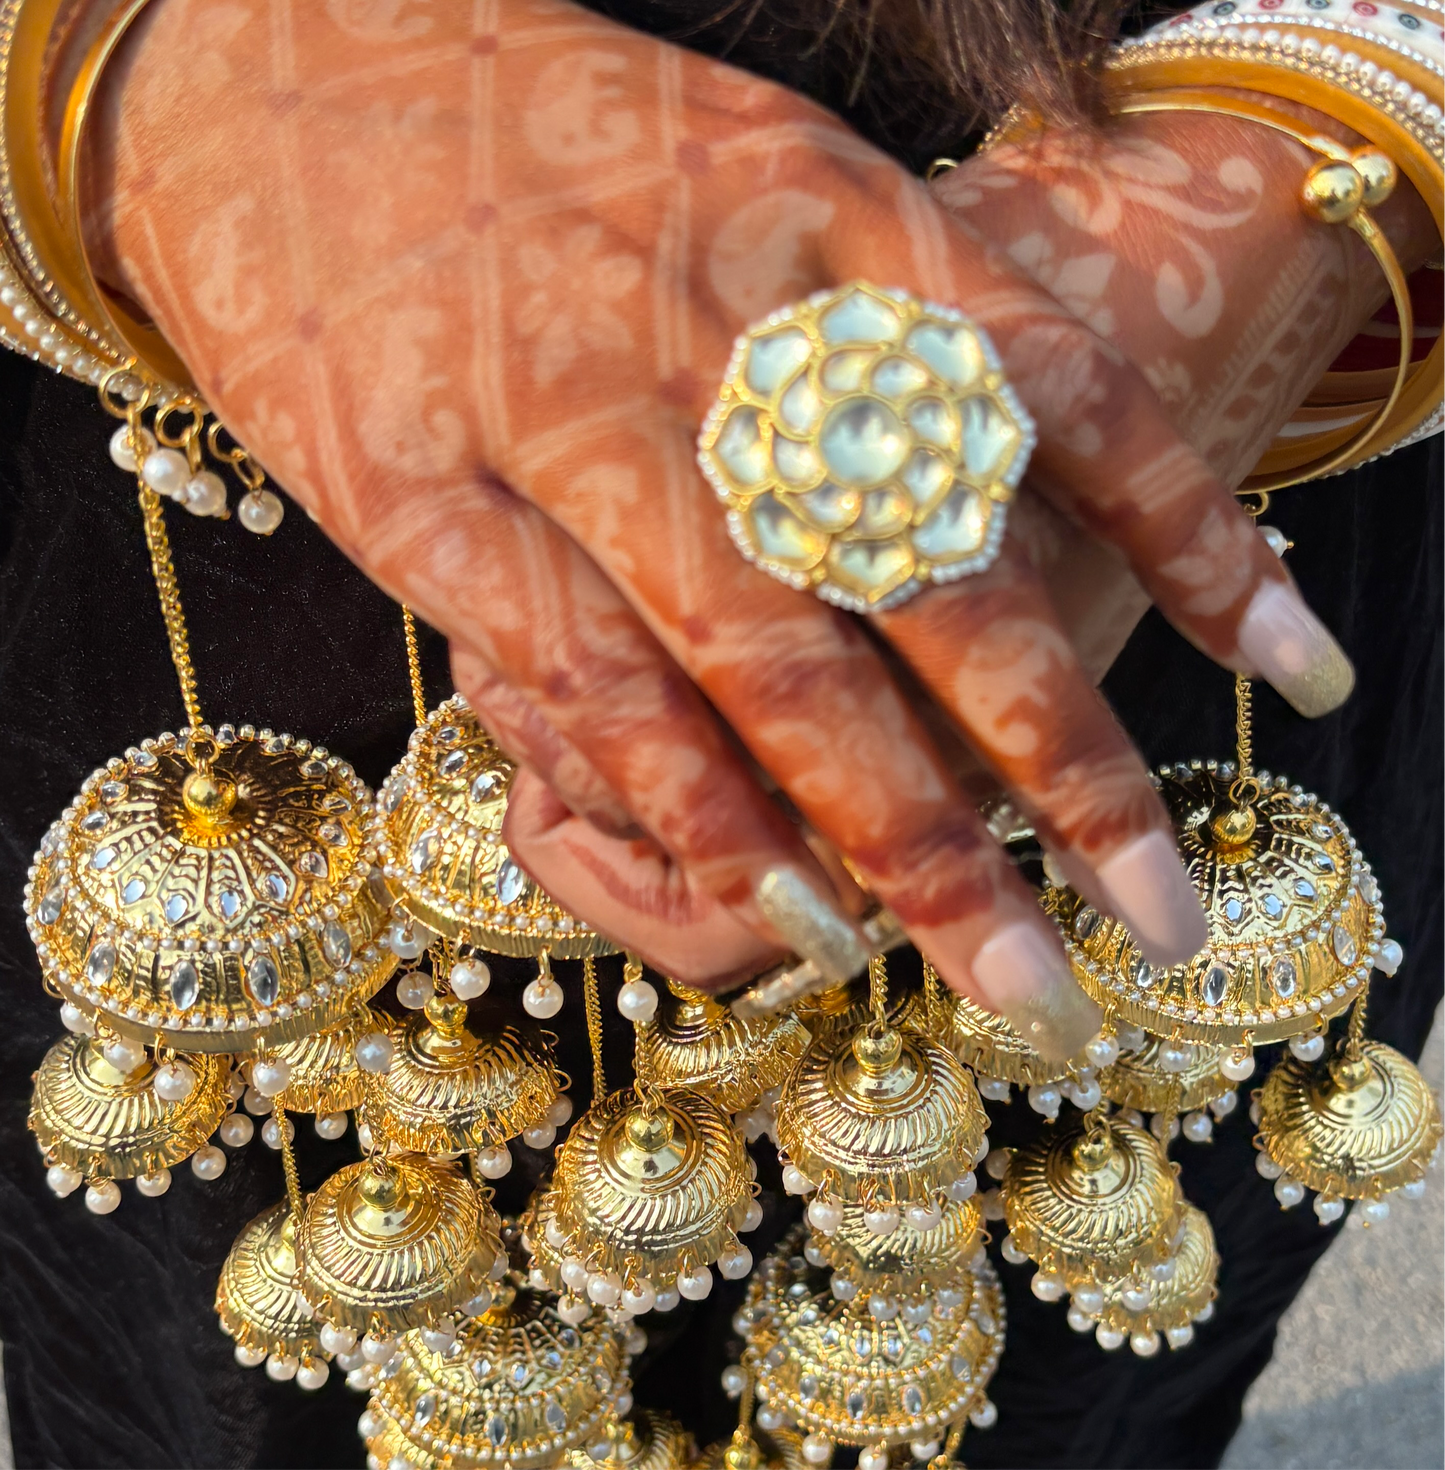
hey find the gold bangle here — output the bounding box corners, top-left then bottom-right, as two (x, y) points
(1112, 87), (1417, 491)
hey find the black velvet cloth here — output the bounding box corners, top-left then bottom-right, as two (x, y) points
(0, 329), (1439, 1470)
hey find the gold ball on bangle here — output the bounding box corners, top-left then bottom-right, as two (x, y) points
(1351, 147), (1398, 209)
(1301, 159), (1365, 223)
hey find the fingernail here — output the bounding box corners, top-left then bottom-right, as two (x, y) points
(755, 866), (871, 986)
(1096, 830), (1207, 968)
(971, 921), (1101, 1062)
(1236, 581), (1354, 718)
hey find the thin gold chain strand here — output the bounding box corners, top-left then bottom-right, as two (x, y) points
(138, 485), (203, 731)
(922, 958), (941, 1026)
(272, 1099), (306, 1222)
(583, 955), (606, 1102)
(869, 953), (888, 1022)
(401, 606), (428, 727)
(1235, 674), (1254, 781)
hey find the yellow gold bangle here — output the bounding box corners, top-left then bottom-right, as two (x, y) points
(1111, 86), (1420, 491)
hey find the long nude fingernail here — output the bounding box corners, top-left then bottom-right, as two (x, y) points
(1097, 830), (1207, 968)
(971, 921), (1101, 1062)
(755, 866), (871, 986)
(1236, 581), (1354, 718)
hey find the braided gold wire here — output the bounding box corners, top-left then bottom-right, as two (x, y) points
(401, 606), (428, 728)
(583, 955), (606, 1102)
(137, 482), (203, 731)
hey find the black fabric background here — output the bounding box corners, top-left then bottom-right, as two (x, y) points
(0, 0), (1442, 1430)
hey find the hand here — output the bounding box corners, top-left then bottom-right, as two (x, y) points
(88, 1), (1354, 1055)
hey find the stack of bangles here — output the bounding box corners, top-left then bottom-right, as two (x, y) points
(0, 0), (1440, 495)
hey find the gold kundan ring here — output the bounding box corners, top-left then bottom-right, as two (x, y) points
(696, 282), (1035, 613)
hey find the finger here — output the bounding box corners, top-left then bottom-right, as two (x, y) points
(499, 410), (1100, 1059)
(879, 541), (1207, 967)
(831, 183), (1352, 716)
(502, 769), (779, 984)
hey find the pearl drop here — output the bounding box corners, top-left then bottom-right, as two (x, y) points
(1158, 1045), (1190, 1074)
(85, 1180), (122, 1214)
(557, 1296), (590, 1326)
(969, 1400), (998, 1429)
(460, 1287), (494, 1316)
(653, 1285), (681, 1312)
(1130, 1331), (1161, 1357)
(1255, 1152), (1283, 1181)
(721, 1364), (747, 1397)
(233, 1343), (267, 1368)
(1150, 1258), (1177, 1284)
(521, 1122), (557, 1150)
(220, 1113), (255, 1147)
(1066, 1306), (1095, 1333)
(677, 1266), (713, 1301)
(718, 1244), (753, 1280)
(1221, 1048), (1256, 1082)
(868, 1294), (898, 1321)
(1166, 1324), (1195, 1350)
(979, 1188), (1006, 1222)
(1401, 1178), (1428, 1201)
(781, 1164), (814, 1195)
(449, 959), (491, 999)
(1070, 1079), (1103, 1111)
(191, 1145), (227, 1180)
(476, 1145), (512, 1179)
(1273, 1176), (1305, 1208)
(1120, 1284), (1151, 1312)
(314, 1112), (349, 1140)
(361, 1333), (397, 1365)
(830, 1274), (858, 1301)
(1289, 1033), (1326, 1062)
(1209, 1090), (1239, 1120)
(623, 1281), (657, 1315)
(1031, 1271), (1065, 1302)
(250, 1058), (292, 1097)
(238, 488), (285, 534)
(136, 1169), (172, 1198)
(261, 1115), (295, 1150)
(757, 1406), (788, 1433)
(265, 1354), (299, 1382)
(153, 1060), (197, 1102)
(946, 1172), (977, 1204)
(109, 424), (156, 471)
(355, 1032), (395, 1074)
(738, 1198), (763, 1232)
(617, 978), (659, 1023)
(344, 1366), (375, 1393)
(1000, 1234), (1028, 1265)
(358, 1409), (381, 1439)
(320, 1323), (358, 1356)
(1028, 1083), (1062, 1117)
(396, 971), (435, 1010)
(587, 1271), (623, 1307)
(1182, 1111), (1213, 1144)
(978, 1076), (1011, 1101)
(47, 1163), (83, 1197)
(984, 1148), (1011, 1181)
(801, 1433), (834, 1465)
(546, 1095), (573, 1127)
(1359, 1197), (1391, 1225)
(1085, 1033), (1120, 1068)
(863, 1205), (900, 1237)
(1313, 1193), (1345, 1225)
(911, 1441), (941, 1463)
(183, 471), (227, 517)
(859, 1446), (889, 1470)
(901, 1299), (931, 1326)
(102, 1036), (147, 1074)
(560, 1258), (590, 1292)
(243, 1086), (273, 1116)
(1375, 938), (1403, 975)
(1095, 1323), (1126, 1350)
(904, 1200), (942, 1232)
(1072, 1283), (1105, 1314)
(296, 1360), (330, 1391)
(386, 921), (432, 961)
(806, 1198), (843, 1234)
(141, 448), (189, 499)
(60, 1002), (95, 1035)
(523, 976), (564, 1019)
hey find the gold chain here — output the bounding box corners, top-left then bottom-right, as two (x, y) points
(138, 481), (204, 732)
(922, 958), (941, 1026)
(401, 606), (428, 728)
(1235, 675), (1254, 782)
(868, 953), (888, 1022)
(583, 955), (606, 1102)
(272, 1099), (306, 1222)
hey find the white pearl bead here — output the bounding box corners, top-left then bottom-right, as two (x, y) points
(109, 424), (156, 471)
(677, 1266), (713, 1301)
(1066, 1306), (1095, 1333)
(864, 1205), (901, 1237)
(1031, 1271), (1065, 1302)
(523, 976), (564, 1019)
(183, 471), (227, 517)
(1273, 1176), (1305, 1208)
(85, 1180), (121, 1214)
(807, 1198), (843, 1234)
(830, 1274), (858, 1301)
(1095, 1323), (1126, 1350)
(1159, 1045), (1190, 1074)
(102, 1036), (147, 1074)
(999, 1234), (1028, 1266)
(314, 1111), (349, 1140)
(449, 959), (491, 999)
(386, 921), (432, 961)
(1085, 1033), (1120, 1068)
(345, 1366), (376, 1393)
(718, 1244), (753, 1280)
(60, 1002), (95, 1035)
(738, 1198), (763, 1232)
(1028, 1083), (1062, 1117)
(261, 1115), (296, 1150)
(968, 1400), (998, 1430)
(1182, 1111), (1213, 1143)
(1150, 1258), (1177, 1284)
(868, 1294), (898, 1321)
(521, 1122), (557, 1150)
(1165, 1324), (1195, 1350)
(396, 971), (435, 1010)
(978, 1076), (1011, 1101)
(476, 1145), (512, 1179)
(624, 1329), (648, 1362)
(560, 1258), (590, 1292)
(243, 1086), (273, 1116)
(1209, 1090), (1239, 1120)
(1313, 1193), (1345, 1225)
(1289, 1034), (1326, 1062)
(1070, 1079), (1103, 1111)
(1071, 1283), (1105, 1314)
(801, 1433), (834, 1465)
(617, 978), (659, 1023)
(296, 1360), (330, 1391)
(653, 1285), (681, 1312)
(238, 488), (285, 534)
(191, 1145), (227, 1180)
(1120, 1284), (1151, 1312)
(984, 1148), (1012, 1181)
(1119, 1108), (1145, 1129)
(1151, 1113), (1181, 1143)
(153, 1060), (197, 1102)
(320, 1323), (358, 1355)
(587, 1271), (623, 1307)
(904, 1200), (942, 1232)
(623, 1281), (657, 1315)
(1374, 938), (1403, 976)
(265, 1354), (299, 1382)
(1193, 1300), (1215, 1325)
(858, 1446), (889, 1470)
(979, 1188), (1006, 1222)
(781, 1164), (814, 1196)
(361, 1333), (397, 1365)
(945, 1173), (977, 1206)
(546, 1095), (573, 1127)
(47, 1163), (84, 1198)
(233, 1343), (267, 1368)
(460, 1287), (494, 1316)
(901, 1299), (931, 1326)
(250, 1058), (292, 1097)
(1221, 1048), (1256, 1082)
(1130, 1330), (1161, 1357)
(136, 1169), (172, 1198)
(355, 1032), (395, 1074)
(757, 1406), (788, 1433)
(1359, 1197), (1391, 1225)
(911, 1441), (941, 1462)
(1255, 1152), (1284, 1180)
(1401, 1178), (1427, 1201)
(556, 1295), (590, 1326)
(141, 448), (189, 499)
(220, 1113), (255, 1147)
